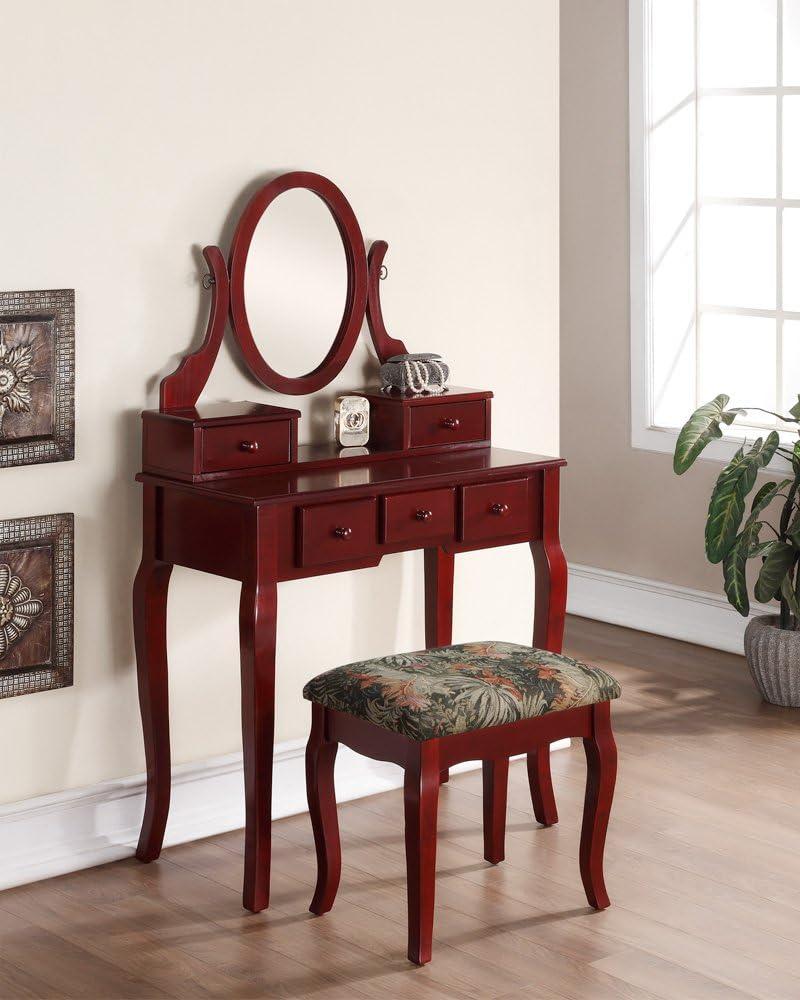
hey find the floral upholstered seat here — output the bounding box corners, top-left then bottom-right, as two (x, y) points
(303, 641), (621, 742)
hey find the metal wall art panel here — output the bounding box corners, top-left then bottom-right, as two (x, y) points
(0, 288), (75, 469)
(0, 513), (74, 698)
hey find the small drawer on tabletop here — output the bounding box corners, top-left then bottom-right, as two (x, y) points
(460, 478), (530, 543)
(298, 498), (378, 568)
(142, 402), (299, 482)
(200, 422), (291, 474)
(409, 400), (487, 449)
(381, 488), (455, 545)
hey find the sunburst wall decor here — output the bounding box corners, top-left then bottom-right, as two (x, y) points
(0, 513), (73, 698)
(0, 289), (74, 469)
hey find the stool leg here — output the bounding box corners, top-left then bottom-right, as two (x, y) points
(404, 742), (440, 965)
(307, 705), (341, 916)
(580, 702), (617, 910)
(482, 758), (509, 864)
(527, 745), (558, 827)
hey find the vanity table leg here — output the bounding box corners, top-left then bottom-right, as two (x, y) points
(529, 466), (568, 827)
(531, 466), (567, 654)
(239, 506), (279, 914)
(134, 485), (174, 863)
(424, 547), (454, 784)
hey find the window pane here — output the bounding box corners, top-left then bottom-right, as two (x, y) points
(698, 0), (777, 88)
(784, 97), (800, 199)
(783, 209), (800, 312)
(699, 96), (776, 198)
(784, 0), (800, 86)
(699, 205), (776, 309)
(653, 223), (697, 427)
(651, 0), (695, 122)
(698, 314), (777, 411)
(782, 321), (800, 416)
(650, 103), (695, 259)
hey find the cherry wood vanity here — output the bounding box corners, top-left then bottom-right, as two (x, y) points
(133, 171), (567, 913)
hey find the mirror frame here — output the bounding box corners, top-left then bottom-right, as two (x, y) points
(228, 171), (369, 395)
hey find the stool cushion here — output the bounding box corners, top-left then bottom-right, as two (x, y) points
(303, 641), (621, 741)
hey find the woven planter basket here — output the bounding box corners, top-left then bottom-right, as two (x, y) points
(744, 615), (800, 708)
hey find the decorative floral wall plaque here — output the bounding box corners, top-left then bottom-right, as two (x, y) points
(0, 513), (73, 698)
(0, 289), (75, 469)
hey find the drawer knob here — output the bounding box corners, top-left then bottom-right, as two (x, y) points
(415, 509), (434, 521)
(490, 502), (509, 516)
(441, 417), (460, 429)
(333, 526), (353, 539)
(240, 440), (259, 453)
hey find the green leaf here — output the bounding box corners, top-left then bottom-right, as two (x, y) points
(750, 479), (792, 516)
(788, 509), (800, 548)
(780, 575), (800, 620)
(789, 395), (800, 420)
(793, 439), (800, 477)
(759, 430), (781, 467)
(755, 542), (796, 603)
(723, 522), (759, 616)
(673, 395), (742, 475)
(705, 434), (784, 564)
(749, 537), (776, 558)
(706, 439), (764, 563)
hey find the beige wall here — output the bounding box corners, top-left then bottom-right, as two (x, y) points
(560, 0), (737, 594)
(0, 0), (559, 804)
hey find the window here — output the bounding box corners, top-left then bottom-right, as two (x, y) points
(630, 0), (800, 461)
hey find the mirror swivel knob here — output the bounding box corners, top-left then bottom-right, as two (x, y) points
(490, 502), (509, 516)
(441, 417), (460, 429)
(240, 440), (259, 452)
(333, 526), (352, 539)
(415, 509), (434, 521)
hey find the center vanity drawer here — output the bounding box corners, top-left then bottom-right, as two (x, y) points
(381, 488), (456, 545)
(200, 420), (293, 474)
(298, 497), (378, 568)
(460, 478), (530, 542)
(409, 400), (487, 449)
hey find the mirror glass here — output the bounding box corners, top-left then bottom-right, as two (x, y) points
(243, 189), (349, 378)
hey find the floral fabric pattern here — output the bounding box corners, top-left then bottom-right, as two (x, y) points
(303, 641), (621, 741)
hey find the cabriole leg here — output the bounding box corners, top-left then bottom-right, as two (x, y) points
(404, 741), (441, 965)
(307, 704), (341, 915)
(239, 507), (279, 914)
(482, 758), (509, 864)
(529, 466), (568, 825)
(134, 485), (173, 863)
(424, 547), (454, 785)
(579, 701), (617, 910)
(527, 744), (558, 826)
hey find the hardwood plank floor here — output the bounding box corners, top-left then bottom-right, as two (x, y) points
(2, 616), (799, 999)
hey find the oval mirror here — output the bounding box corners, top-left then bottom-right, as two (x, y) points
(229, 173), (368, 395)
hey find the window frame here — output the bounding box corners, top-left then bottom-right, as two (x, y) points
(629, 0), (794, 468)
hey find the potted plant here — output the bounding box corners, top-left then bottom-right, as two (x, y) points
(673, 394), (800, 706)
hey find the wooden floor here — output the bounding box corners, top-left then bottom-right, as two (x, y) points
(2, 617), (800, 999)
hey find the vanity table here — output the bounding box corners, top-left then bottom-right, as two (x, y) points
(133, 172), (567, 914)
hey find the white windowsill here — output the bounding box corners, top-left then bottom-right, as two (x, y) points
(632, 423), (793, 473)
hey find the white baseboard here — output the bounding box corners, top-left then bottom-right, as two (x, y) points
(0, 737), (569, 893)
(568, 562), (772, 655)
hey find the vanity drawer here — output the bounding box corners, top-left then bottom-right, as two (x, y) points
(381, 488), (456, 545)
(298, 498), (378, 568)
(200, 420), (293, 474)
(409, 400), (487, 449)
(460, 478), (530, 543)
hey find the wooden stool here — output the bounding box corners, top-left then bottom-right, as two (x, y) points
(303, 641), (620, 965)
